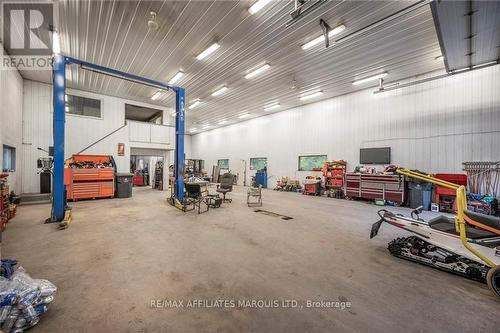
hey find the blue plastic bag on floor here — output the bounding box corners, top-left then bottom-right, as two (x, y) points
(0, 265), (56, 332)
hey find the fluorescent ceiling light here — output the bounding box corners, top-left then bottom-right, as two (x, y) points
(64, 95), (68, 102)
(168, 71), (184, 84)
(196, 42), (220, 60)
(190, 128), (198, 133)
(189, 100), (201, 109)
(202, 125), (211, 129)
(238, 113), (251, 119)
(52, 31), (61, 54)
(211, 86), (229, 96)
(301, 24), (346, 50)
(248, 0), (272, 14)
(300, 90), (323, 101)
(65, 106), (69, 112)
(218, 120), (228, 125)
(245, 63), (270, 79)
(352, 72), (388, 86)
(151, 91), (164, 100)
(264, 103), (280, 111)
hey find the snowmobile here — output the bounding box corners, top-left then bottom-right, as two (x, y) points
(370, 168), (500, 299)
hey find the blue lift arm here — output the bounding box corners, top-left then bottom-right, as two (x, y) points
(51, 55), (186, 221)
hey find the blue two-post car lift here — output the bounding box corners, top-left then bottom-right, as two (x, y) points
(50, 54), (186, 222)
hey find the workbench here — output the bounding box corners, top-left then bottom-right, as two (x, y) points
(185, 180), (209, 196)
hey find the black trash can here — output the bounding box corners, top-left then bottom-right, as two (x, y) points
(40, 171), (51, 194)
(408, 181), (433, 210)
(116, 173), (133, 198)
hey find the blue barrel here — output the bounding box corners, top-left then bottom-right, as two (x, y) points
(255, 171), (267, 188)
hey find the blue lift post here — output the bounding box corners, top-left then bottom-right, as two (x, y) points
(174, 88), (186, 202)
(51, 54), (66, 222)
(50, 55), (186, 221)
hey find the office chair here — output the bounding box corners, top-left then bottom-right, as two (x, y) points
(184, 183), (209, 214)
(216, 173), (234, 203)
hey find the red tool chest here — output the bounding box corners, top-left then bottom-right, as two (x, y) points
(434, 173), (467, 200)
(303, 182), (322, 196)
(64, 155), (115, 200)
(434, 173), (467, 212)
(345, 173), (405, 204)
(133, 175), (145, 186)
(323, 160), (347, 189)
(303, 176), (322, 196)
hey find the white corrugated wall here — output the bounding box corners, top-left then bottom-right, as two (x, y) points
(21, 80), (177, 194)
(190, 65), (500, 185)
(0, 43), (24, 194)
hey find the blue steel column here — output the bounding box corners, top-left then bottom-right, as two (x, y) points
(52, 55), (66, 221)
(174, 88), (185, 202)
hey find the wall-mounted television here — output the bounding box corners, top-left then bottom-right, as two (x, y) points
(360, 147), (391, 164)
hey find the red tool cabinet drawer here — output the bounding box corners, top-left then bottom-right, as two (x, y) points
(100, 182), (114, 197)
(71, 168), (114, 181)
(70, 181), (114, 199)
(331, 179), (344, 186)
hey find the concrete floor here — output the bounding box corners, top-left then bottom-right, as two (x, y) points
(3, 186), (500, 332)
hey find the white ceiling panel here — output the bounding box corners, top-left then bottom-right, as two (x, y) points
(11, 0), (444, 131)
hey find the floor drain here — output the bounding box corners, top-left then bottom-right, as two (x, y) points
(254, 209), (293, 220)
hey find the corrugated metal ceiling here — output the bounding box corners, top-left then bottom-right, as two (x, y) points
(17, 0), (445, 130)
(430, 0), (500, 72)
